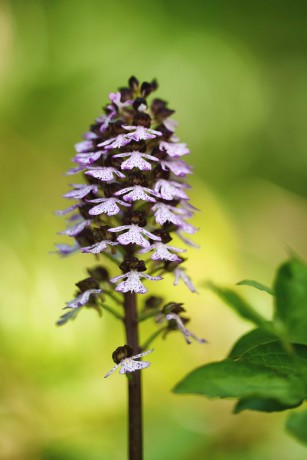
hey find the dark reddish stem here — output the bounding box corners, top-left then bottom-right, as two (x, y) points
(124, 291), (143, 460)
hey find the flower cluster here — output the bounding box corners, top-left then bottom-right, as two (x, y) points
(56, 76), (198, 298)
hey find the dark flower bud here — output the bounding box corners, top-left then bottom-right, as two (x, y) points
(133, 97), (147, 111)
(145, 296), (164, 309)
(104, 182), (121, 197)
(128, 171), (148, 186)
(152, 230), (172, 244)
(121, 140), (147, 153)
(152, 165), (170, 181)
(87, 265), (109, 282)
(156, 123), (173, 140)
(92, 225), (116, 242)
(112, 344), (134, 364)
(151, 79), (158, 91)
(109, 120), (126, 136)
(128, 76), (139, 92)
(124, 210), (147, 227)
(76, 277), (100, 293)
(162, 302), (185, 315)
(75, 228), (96, 247)
(141, 81), (152, 97)
(133, 112), (151, 128)
(119, 87), (132, 102)
(120, 257), (146, 273)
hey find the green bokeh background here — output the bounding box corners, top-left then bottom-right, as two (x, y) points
(0, 1), (307, 459)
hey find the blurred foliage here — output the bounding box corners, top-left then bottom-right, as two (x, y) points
(0, 0), (307, 459)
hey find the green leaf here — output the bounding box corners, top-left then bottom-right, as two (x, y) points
(286, 410), (307, 445)
(228, 326), (277, 359)
(274, 258), (307, 345)
(237, 279), (274, 295)
(173, 360), (304, 406)
(234, 397), (302, 414)
(237, 342), (307, 397)
(206, 282), (266, 326)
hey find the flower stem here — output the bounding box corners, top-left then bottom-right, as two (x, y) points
(124, 291), (143, 460)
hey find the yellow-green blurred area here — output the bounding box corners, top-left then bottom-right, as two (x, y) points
(0, 0), (307, 459)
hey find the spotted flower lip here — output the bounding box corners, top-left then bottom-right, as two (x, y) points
(87, 197), (131, 216)
(81, 240), (118, 254)
(113, 151), (159, 170)
(123, 125), (162, 141)
(85, 167), (125, 181)
(104, 348), (154, 378)
(115, 185), (159, 203)
(64, 288), (102, 310)
(165, 313), (206, 344)
(109, 224), (161, 248)
(138, 242), (186, 262)
(110, 270), (163, 294)
(98, 133), (132, 150)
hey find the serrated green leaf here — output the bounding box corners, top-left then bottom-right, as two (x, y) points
(206, 282), (266, 326)
(173, 360), (304, 406)
(234, 397), (302, 414)
(274, 258), (307, 345)
(286, 410), (307, 445)
(228, 326), (277, 359)
(237, 279), (274, 295)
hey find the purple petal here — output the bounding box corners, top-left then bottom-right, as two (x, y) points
(75, 140), (93, 153)
(63, 184), (98, 200)
(58, 219), (91, 237)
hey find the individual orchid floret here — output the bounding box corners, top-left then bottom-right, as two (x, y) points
(65, 165), (87, 176)
(113, 151), (159, 171)
(75, 140), (94, 153)
(98, 133), (132, 150)
(85, 167), (125, 182)
(54, 242), (80, 256)
(174, 267), (198, 293)
(64, 277), (102, 310)
(58, 219), (91, 237)
(73, 150), (106, 165)
(88, 197), (131, 216)
(104, 345), (154, 378)
(165, 313), (205, 344)
(159, 141), (190, 157)
(154, 179), (189, 201)
(81, 226), (118, 254)
(110, 257), (162, 294)
(109, 91), (133, 109)
(63, 184), (98, 200)
(152, 202), (183, 226)
(124, 125), (162, 141)
(138, 231), (185, 262)
(157, 303), (206, 345)
(109, 224), (161, 249)
(115, 185), (159, 203)
(55, 204), (81, 216)
(160, 159), (192, 177)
